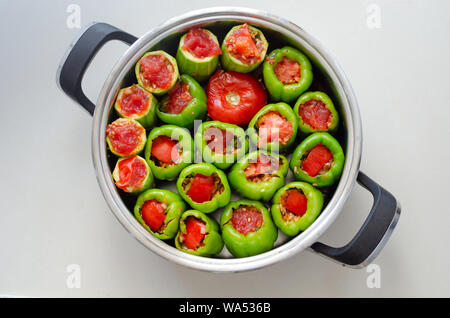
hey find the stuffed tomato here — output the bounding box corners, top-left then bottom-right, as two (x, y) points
(134, 189), (186, 240)
(106, 118), (146, 157)
(145, 125), (194, 180)
(156, 74), (207, 128)
(228, 151), (289, 201)
(271, 182), (323, 236)
(175, 210), (224, 257)
(176, 163), (231, 213)
(290, 132), (345, 187)
(112, 155), (154, 194)
(176, 28), (221, 82)
(220, 200), (277, 258)
(221, 23), (268, 73)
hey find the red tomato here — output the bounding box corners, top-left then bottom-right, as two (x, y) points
(207, 70), (267, 125)
(204, 126), (235, 154)
(139, 54), (173, 90)
(118, 86), (149, 117)
(302, 144), (333, 177)
(151, 136), (180, 164)
(106, 119), (145, 156)
(182, 28), (221, 59)
(284, 190), (308, 216)
(115, 156), (147, 190)
(141, 199), (166, 232)
(274, 57), (301, 84)
(244, 154), (278, 179)
(225, 24), (261, 64)
(163, 81), (192, 114)
(187, 174), (214, 203)
(298, 99), (331, 130)
(257, 111), (293, 147)
(231, 206), (263, 236)
(182, 217), (207, 250)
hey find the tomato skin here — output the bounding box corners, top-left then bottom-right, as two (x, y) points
(302, 144), (333, 177)
(231, 206), (263, 236)
(284, 190), (307, 216)
(182, 217), (207, 250)
(182, 28), (221, 59)
(163, 81), (193, 114)
(187, 174), (214, 203)
(207, 70), (267, 125)
(116, 156), (147, 190)
(151, 136), (180, 164)
(141, 199), (166, 232)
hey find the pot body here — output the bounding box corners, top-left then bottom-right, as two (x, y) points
(57, 7), (400, 272)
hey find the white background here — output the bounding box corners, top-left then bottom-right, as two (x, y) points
(0, 0), (449, 297)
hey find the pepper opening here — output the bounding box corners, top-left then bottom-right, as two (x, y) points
(204, 126), (240, 154)
(182, 173), (225, 203)
(117, 85), (151, 117)
(225, 24), (266, 65)
(244, 154), (281, 183)
(256, 111), (294, 147)
(182, 28), (221, 59)
(140, 199), (167, 233)
(178, 216), (207, 250)
(280, 189), (308, 222)
(139, 53), (175, 90)
(301, 144), (334, 177)
(115, 156), (148, 192)
(150, 135), (182, 167)
(160, 81), (193, 114)
(298, 99), (332, 130)
(230, 205), (263, 236)
(106, 119), (145, 156)
(274, 56), (301, 84)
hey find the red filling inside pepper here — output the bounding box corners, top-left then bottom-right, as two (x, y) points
(204, 126), (235, 154)
(182, 28), (221, 59)
(151, 135), (181, 164)
(256, 111), (293, 147)
(139, 54), (174, 90)
(244, 154), (279, 180)
(106, 119), (145, 156)
(162, 81), (193, 114)
(182, 217), (207, 250)
(225, 24), (265, 65)
(141, 199), (166, 232)
(115, 156), (147, 191)
(274, 57), (301, 84)
(283, 189), (308, 217)
(302, 144), (333, 177)
(118, 86), (150, 117)
(187, 174), (214, 203)
(231, 205), (263, 236)
(298, 99), (332, 130)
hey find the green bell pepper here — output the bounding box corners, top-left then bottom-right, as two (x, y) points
(228, 151), (289, 201)
(293, 91), (339, 134)
(114, 84), (158, 129)
(247, 102), (298, 152)
(176, 29), (221, 82)
(220, 200), (278, 258)
(145, 125), (194, 180)
(176, 163), (231, 213)
(112, 155), (154, 194)
(271, 182), (324, 236)
(134, 189), (186, 240)
(156, 74), (207, 128)
(290, 132), (345, 187)
(194, 121), (248, 170)
(220, 24), (268, 73)
(175, 210), (224, 257)
(135, 50), (179, 95)
(262, 46), (313, 103)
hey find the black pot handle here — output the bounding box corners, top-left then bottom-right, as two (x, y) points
(311, 171), (401, 268)
(57, 22), (137, 115)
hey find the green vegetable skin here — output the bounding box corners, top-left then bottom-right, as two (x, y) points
(271, 182), (323, 236)
(263, 46), (313, 103)
(293, 91), (339, 134)
(112, 156), (154, 194)
(220, 24), (268, 73)
(176, 163), (231, 213)
(176, 29), (220, 82)
(228, 151), (289, 201)
(114, 84), (158, 129)
(290, 132), (345, 187)
(156, 74), (207, 128)
(175, 210), (224, 256)
(220, 200), (278, 258)
(194, 121), (248, 170)
(145, 125), (194, 180)
(135, 50), (179, 95)
(134, 189), (186, 240)
(247, 102), (298, 152)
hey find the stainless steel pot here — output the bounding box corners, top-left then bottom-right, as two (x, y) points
(57, 7), (400, 272)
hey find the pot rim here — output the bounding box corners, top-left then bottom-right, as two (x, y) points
(92, 7), (362, 272)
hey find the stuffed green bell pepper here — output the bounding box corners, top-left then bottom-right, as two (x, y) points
(134, 189), (186, 240)
(176, 163), (231, 213)
(220, 200), (278, 258)
(290, 132), (345, 187)
(106, 118), (146, 157)
(247, 102), (298, 152)
(145, 125), (194, 180)
(263, 46), (313, 103)
(135, 50), (179, 95)
(228, 151), (289, 201)
(271, 182), (324, 236)
(175, 210), (224, 257)
(194, 121), (248, 170)
(112, 155), (154, 194)
(114, 84), (158, 129)
(176, 28), (222, 82)
(156, 74), (207, 128)
(221, 23), (268, 73)
(293, 91), (339, 134)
